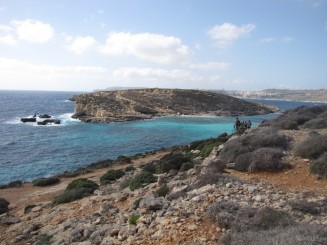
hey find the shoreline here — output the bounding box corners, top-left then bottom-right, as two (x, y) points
(0, 147), (171, 188)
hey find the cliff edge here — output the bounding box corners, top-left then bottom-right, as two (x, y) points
(71, 88), (277, 122)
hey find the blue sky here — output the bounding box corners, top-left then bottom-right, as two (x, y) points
(0, 0), (326, 91)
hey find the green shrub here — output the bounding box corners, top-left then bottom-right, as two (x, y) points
(125, 165), (136, 172)
(128, 214), (140, 225)
(141, 161), (157, 173)
(189, 137), (227, 151)
(53, 178), (98, 205)
(37, 234), (53, 245)
(156, 153), (191, 174)
(156, 184), (169, 197)
(0, 180), (23, 189)
(180, 162), (194, 172)
(295, 135), (327, 159)
(66, 178), (99, 191)
(201, 142), (221, 157)
(88, 159), (114, 169)
(0, 198), (10, 214)
(310, 152), (327, 178)
(53, 188), (92, 204)
(32, 177), (60, 186)
(129, 171), (157, 191)
(100, 169), (125, 185)
(58, 171), (80, 178)
(115, 155), (132, 164)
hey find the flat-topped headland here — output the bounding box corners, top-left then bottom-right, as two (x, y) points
(70, 88), (277, 122)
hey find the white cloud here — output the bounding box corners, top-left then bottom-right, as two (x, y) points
(99, 32), (191, 64)
(113, 67), (193, 80)
(0, 57), (107, 90)
(259, 36), (294, 44)
(0, 34), (18, 46)
(187, 61), (231, 71)
(111, 67), (232, 89)
(208, 23), (256, 49)
(259, 37), (277, 43)
(0, 6), (5, 11)
(66, 35), (97, 54)
(281, 36), (294, 43)
(12, 19), (54, 43)
(0, 24), (12, 32)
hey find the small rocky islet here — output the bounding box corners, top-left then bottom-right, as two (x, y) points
(1, 104), (327, 244)
(70, 88), (277, 123)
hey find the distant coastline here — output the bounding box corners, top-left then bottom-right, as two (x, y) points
(214, 88), (327, 103)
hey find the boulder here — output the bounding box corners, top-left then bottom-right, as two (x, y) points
(39, 114), (51, 118)
(139, 196), (166, 211)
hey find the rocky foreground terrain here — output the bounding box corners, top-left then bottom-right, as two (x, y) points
(70, 88), (276, 122)
(1, 106), (327, 245)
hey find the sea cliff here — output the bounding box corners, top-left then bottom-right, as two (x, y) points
(71, 88), (277, 122)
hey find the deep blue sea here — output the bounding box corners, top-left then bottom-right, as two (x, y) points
(0, 90), (326, 184)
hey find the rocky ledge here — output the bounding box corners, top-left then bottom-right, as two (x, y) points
(71, 88), (277, 122)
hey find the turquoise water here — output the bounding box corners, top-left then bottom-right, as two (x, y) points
(0, 90), (323, 184)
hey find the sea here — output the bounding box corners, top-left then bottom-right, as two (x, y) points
(0, 90), (326, 185)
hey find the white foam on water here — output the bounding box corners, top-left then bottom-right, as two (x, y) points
(57, 113), (80, 124)
(4, 117), (22, 125)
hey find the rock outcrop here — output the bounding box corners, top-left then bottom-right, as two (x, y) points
(71, 88), (277, 122)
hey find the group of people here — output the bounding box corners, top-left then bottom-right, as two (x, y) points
(234, 117), (252, 131)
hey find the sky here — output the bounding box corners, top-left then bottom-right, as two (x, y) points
(0, 0), (326, 92)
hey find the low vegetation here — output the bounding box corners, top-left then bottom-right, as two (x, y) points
(32, 177), (60, 187)
(189, 135), (228, 157)
(295, 134), (327, 160)
(0, 180), (23, 189)
(129, 171), (157, 191)
(235, 147), (289, 172)
(115, 155), (132, 164)
(220, 224), (327, 245)
(0, 198), (10, 214)
(53, 178), (98, 205)
(155, 184), (169, 197)
(207, 201), (308, 244)
(128, 214), (140, 225)
(219, 128), (289, 172)
(288, 199), (320, 215)
(156, 153), (191, 174)
(100, 169), (125, 185)
(310, 152), (327, 179)
(261, 105), (327, 130)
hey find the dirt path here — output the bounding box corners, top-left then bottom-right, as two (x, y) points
(0, 150), (169, 211)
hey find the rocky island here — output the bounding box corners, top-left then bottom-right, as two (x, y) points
(70, 88), (277, 122)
